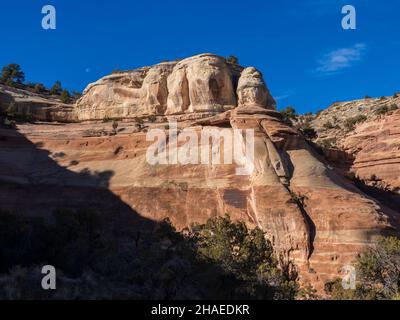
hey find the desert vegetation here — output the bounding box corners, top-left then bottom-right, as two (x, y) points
(0, 101), (34, 127)
(0, 63), (78, 103)
(0, 210), (299, 300)
(374, 104), (398, 116)
(279, 106), (298, 125)
(343, 114), (367, 131)
(279, 106), (318, 139)
(3, 205), (398, 300)
(1, 64), (25, 86)
(325, 237), (400, 300)
(225, 55), (239, 65)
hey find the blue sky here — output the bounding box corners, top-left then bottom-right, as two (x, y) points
(1, 0), (399, 113)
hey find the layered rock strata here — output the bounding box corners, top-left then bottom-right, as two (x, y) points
(0, 54), (399, 292)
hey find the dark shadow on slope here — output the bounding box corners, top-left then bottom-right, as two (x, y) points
(298, 205), (316, 259)
(353, 178), (400, 233)
(309, 141), (355, 173)
(306, 139), (400, 231)
(306, 139), (398, 202)
(284, 185), (316, 259)
(354, 179), (400, 212)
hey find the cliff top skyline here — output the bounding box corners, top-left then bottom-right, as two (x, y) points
(1, 0), (399, 113)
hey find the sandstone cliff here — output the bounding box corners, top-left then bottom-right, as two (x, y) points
(75, 54), (275, 121)
(1, 54), (399, 292)
(310, 96), (400, 195)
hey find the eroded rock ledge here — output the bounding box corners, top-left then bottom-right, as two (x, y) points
(75, 53), (276, 121)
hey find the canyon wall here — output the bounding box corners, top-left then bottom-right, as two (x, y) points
(311, 96), (400, 195)
(1, 53), (399, 292)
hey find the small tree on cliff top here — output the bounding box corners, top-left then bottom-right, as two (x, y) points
(226, 55), (239, 65)
(280, 106), (298, 125)
(60, 89), (71, 103)
(50, 80), (62, 95)
(1, 63), (25, 85)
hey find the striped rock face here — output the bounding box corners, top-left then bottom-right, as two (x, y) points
(0, 54), (399, 293)
(343, 109), (400, 195)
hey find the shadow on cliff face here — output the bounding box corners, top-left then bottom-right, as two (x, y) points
(0, 125), (295, 300)
(0, 125), (168, 298)
(354, 180), (400, 211)
(308, 140), (400, 212)
(307, 140), (400, 232)
(0, 125), (120, 215)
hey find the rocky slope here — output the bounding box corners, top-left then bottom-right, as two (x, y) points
(310, 96), (400, 195)
(1, 53), (399, 292)
(0, 84), (77, 122)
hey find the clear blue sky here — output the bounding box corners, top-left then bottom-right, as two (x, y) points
(1, 0), (399, 113)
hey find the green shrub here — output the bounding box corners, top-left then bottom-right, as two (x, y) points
(112, 120), (119, 133)
(14, 114), (34, 123)
(71, 91), (82, 100)
(148, 115), (157, 123)
(297, 283), (320, 300)
(280, 106), (297, 125)
(344, 115), (367, 131)
(6, 102), (17, 117)
(302, 127), (317, 139)
(226, 55), (239, 65)
(33, 83), (45, 93)
(322, 121), (335, 130)
(3, 118), (16, 128)
(318, 137), (337, 149)
(325, 237), (400, 300)
(60, 89), (71, 103)
(1, 63), (25, 85)
(0, 209), (299, 300)
(374, 105), (389, 115)
(297, 122), (317, 140)
(135, 117), (144, 125)
(50, 81), (62, 95)
(193, 215), (298, 299)
(324, 279), (358, 300)
(373, 104), (397, 116)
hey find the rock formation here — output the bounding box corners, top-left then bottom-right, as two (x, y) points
(1, 54), (399, 292)
(342, 110), (400, 194)
(75, 54), (275, 121)
(0, 84), (77, 122)
(310, 96), (400, 194)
